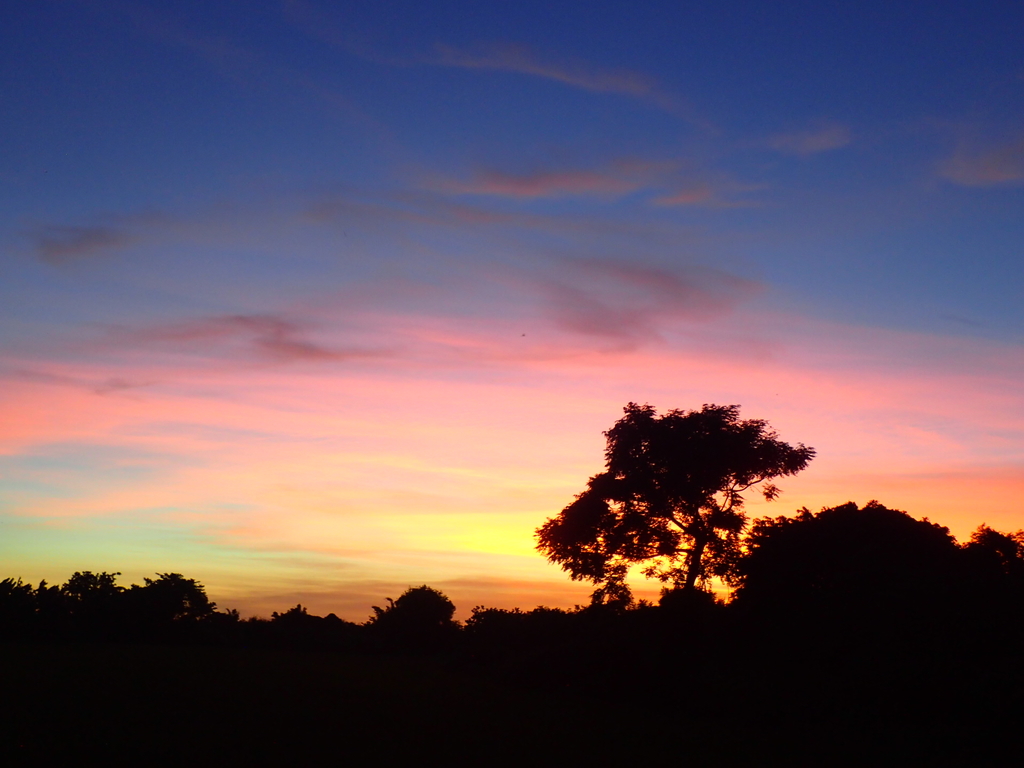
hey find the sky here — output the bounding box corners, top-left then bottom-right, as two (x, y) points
(2, 0), (1023, 619)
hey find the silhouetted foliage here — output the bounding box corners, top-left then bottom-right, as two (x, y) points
(963, 524), (1024, 580)
(0, 578), (37, 639)
(62, 570), (123, 602)
(272, 603), (311, 623)
(370, 585), (457, 628)
(734, 501), (962, 616)
(0, 570), (236, 642)
(366, 585), (460, 651)
(60, 571), (127, 638)
(130, 572), (216, 624)
(6, 498), (1024, 764)
(259, 604), (361, 649)
(536, 403), (814, 603)
(959, 524), (1024, 631)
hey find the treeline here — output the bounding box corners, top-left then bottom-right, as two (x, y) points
(3, 501), (1021, 763)
(4, 501), (1024, 657)
(5, 500), (1024, 762)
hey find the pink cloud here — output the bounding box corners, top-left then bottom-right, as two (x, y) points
(941, 136), (1024, 186)
(429, 160), (759, 208)
(653, 179), (764, 208)
(107, 314), (391, 365)
(4, 297), (1023, 613)
(434, 168), (645, 199)
(34, 225), (138, 264)
(428, 159), (678, 200)
(767, 123), (852, 155)
(538, 259), (760, 345)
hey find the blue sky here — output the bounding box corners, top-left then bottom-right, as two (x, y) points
(2, 1), (1023, 617)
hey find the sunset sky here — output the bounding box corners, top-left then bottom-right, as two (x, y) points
(2, 1), (1023, 619)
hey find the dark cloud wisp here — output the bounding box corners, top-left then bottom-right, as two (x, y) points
(540, 259), (760, 346)
(111, 314), (390, 365)
(34, 226), (137, 265)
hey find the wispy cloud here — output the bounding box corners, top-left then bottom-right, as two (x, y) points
(539, 259), (760, 346)
(5, 294), (1024, 617)
(653, 180), (763, 208)
(33, 225), (137, 265)
(767, 122), (852, 156)
(437, 42), (655, 96)
(434, 42), (697, 120)
(99, 0), (259, 82)
(0, 365), (148, 396)
(429, 160), (670, 200)
(285, 4), (702, 127)
(941, 135), (1024, 186)
(93, 377), (153, 396)
(112, 314), (389, 365)
(94, 1), (378, 131)
(428, 160), (760, 208)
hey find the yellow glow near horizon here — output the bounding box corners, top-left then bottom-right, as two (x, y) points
(3, 308), (1023, 619)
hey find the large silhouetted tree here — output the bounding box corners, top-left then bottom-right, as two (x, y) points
(536, 403), (814, 602)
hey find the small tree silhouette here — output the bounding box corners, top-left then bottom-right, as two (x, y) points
(370, 585), (456, 628)
(129, 572), (216, 627)
(367, 585), (459, 650)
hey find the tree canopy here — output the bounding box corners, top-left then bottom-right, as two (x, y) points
(366, 585), (459, 649)
(733, 501), (963, 611)
(535, 403), (814, 602)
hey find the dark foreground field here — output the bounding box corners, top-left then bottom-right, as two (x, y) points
(0, 643), (1016, 766)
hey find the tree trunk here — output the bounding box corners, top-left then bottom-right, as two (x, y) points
(683, 535), (708, 591)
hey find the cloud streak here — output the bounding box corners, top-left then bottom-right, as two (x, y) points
(33, 225), (138, 265)
(429, 161), (669, 200)
(941, 136), (1024, 186)
(434, 169), (641, 199)
(436, 42), (653, 96)
(767, 123), (852, 156)
(110, 314), (390, 365)
(652, 180), (764, 208)
(428, 160), (761, 208)
(4, 298), (1024, 617)
(539, 259), (760, 345)
(434, 42), (693, 118)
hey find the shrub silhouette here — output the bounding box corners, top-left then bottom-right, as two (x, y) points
(367, 585), (459, 650)
(734, 501), (962, 618)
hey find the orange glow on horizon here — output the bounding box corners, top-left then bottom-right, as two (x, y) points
(2, 307), (1023, 619)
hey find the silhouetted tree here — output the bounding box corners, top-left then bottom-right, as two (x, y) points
(370, 585), (456, 628)
(536, 403), (814, 602)
(734, 501), (962, 615)
(130, 573), (216, 622)
(961, 525), (1024, 623)
(0, 578), (37, 639)
(264, 604), (360, 649)
(60, 571), (127, 636)
(963, 525), (1024, 579)
(61, 571), (123, 605)
(272, 603), (311, 623)
(366, 585), (459, 650)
